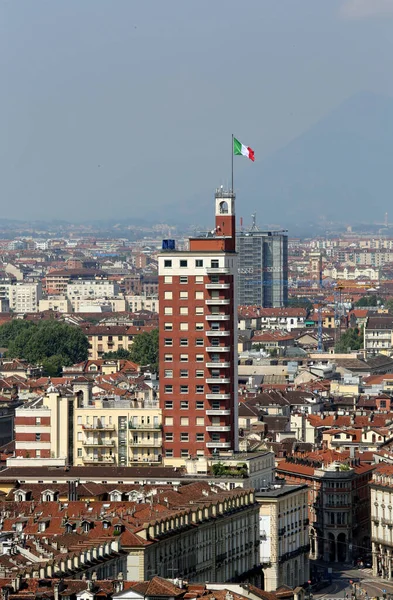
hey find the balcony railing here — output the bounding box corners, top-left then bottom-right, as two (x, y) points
(206, 299), (230, 305)
(206, 378), (230, 384)
(128, 423), (161, 430)
(82, 440), (115, 447)
(129, 440), (161, 447)
(206, 346), (230, 352)
(206, 283), (230, 289)
(82, 456), (116, 464)
(206, 268), (230, 274)
(129, 457), (161, 464)
(206, 409), (231, 415)
(206, 315), (230, 321)
(206, 362), (231, 368)
(279, 544), (310, 564)
(206, 441), (231, 448)
(206, 393), (231, 400)
(206, 331), (230, 336)
(206, 425), (231, 432)
(82, 424), (115, 431)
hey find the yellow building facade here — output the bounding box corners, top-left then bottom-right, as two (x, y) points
(74, 397), (162, 466)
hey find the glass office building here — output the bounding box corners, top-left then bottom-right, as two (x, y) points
(237, 230), (288, 307)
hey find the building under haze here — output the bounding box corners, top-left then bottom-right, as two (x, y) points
(158, 188), (238, 464)
(237, 220), (288, 307)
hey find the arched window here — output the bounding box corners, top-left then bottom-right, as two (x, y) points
(219, 201), (228, 214)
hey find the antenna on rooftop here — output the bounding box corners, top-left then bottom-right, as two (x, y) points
(250, 213), (259, 232)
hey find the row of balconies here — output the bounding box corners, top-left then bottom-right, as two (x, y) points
(83, 452), (160, 463)
(279, 544), (311, 564)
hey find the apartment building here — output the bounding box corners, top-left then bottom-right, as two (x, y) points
(14, 388), (74, 461)
(364, 315), (393, 356)
(0, 482), (260, 586)
(158, 189), (238, 465)
(78, 297), (127, 313)
(4, 282), (42, 313)
(371, 464), (393, 578)
(66, 280), (120, 311)
(277, 453), (374, 564)
(81, 324), (157, 360)
(74, 396), (162, 466)
(14, 379), (162, 466)
(258, 308), (307, 331)
(257, 484), (309, 591)
(138, 485), (260, 584)
(44, 269), (107, 295)
(323, 266), (380, 281)
(127, 294), (159, 313)
(38, 295), (72, 313)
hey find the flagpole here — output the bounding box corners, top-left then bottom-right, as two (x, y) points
(231, 133), (234, 192)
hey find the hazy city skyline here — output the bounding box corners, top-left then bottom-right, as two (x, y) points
(2, 0), (393, 223)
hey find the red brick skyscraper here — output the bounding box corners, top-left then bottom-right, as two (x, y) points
(158, 188), (238, 464)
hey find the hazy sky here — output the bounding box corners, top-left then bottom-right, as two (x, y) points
(2, 0), (393, 222)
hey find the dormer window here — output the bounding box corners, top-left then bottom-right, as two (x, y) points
(82, 521), (91, 533)
(110, 491), (122, 502)
(42, 490), (55, 502)
(103, 520), (110, 529)
(14, 490), (27, 502)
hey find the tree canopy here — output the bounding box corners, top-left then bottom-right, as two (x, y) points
(354, 295), (385, 307)
(335, 327), (363, 353)
(0, 319), (89, 376)
(287, 298), (313, 313)
(385, 299), (393, 312)
(129, 329), (159, 371)
(103, 348), (132, 360)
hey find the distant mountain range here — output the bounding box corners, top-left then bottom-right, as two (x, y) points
(166, 91), (393, 231)
(239, 91), (393, 228)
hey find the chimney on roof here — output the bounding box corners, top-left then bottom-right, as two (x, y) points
(11, 577), (21, 593)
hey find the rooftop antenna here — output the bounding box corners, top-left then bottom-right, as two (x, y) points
(250, 213), (259, 231)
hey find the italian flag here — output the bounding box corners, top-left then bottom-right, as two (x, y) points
(233, 137), (255, 161)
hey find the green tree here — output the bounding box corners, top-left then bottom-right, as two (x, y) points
(2, 320), (89, 374)
(103, 348), (132, 359)
(385, 299), (393, 312)
(42, 355), (65, 377)
(355, 295), (385, 307)
(335, 327), (363, 353)
(129, 329), (159, 371)
(0, 320), (35, 348)
(287, 298), (313, 313)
